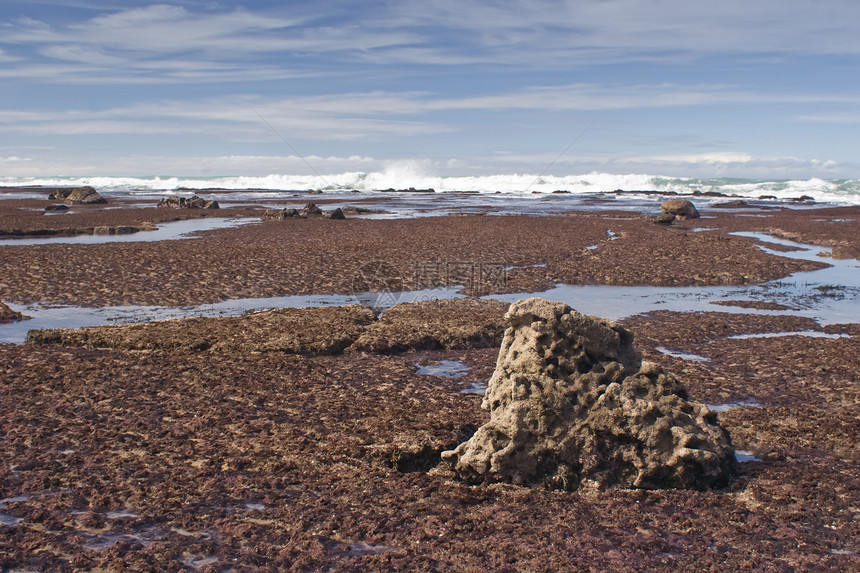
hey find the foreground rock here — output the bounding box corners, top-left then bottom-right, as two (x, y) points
(441, 298), (735, 490)
(47, 186), (107, 205)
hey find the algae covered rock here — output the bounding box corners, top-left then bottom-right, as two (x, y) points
(441, 298), (734, 490)
(0, 301), (30, 324)
(661, 199), (700, 219)
(47, 186), (107, 204)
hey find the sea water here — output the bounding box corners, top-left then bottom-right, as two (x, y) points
(2, 230), (857, 343)
(2, 172), (859, 205)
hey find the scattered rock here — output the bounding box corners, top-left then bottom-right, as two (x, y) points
(262, 208), (300, 220)
(440, 298), (735, 490)
(646, 212), (676, 225)
(301, 203), (324, 217)
(157, 196), (219, 209)
(713, 200), (750, 208)
(341, 206), (375, 215)
(44, 204), (69, 213)
(690, 190), (728, 197)
(262, 204), (346, 221)
(381, 187), (436, 193)
(0, 301), (30, 323)
(791, 195), (815, 203)
(93, 225), (142, 235)
(661, 199), (700, 219)
(47, 186), (107, 205)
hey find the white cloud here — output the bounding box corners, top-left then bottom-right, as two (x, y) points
(625, 152), (755, 166)
(0, 4), (418, 83)
(0, 48), (19, 62)
(3, 1), (859, 85)
(799, 113), (860, 124)
(0, 84), (854, 143)
(389, 0), (860, 59)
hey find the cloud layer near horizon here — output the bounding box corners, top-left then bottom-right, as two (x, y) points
(1, 1), (858, 178)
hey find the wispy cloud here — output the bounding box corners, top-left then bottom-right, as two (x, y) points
(0, 83), (855, 142)
(0, 3), (418, 83)
(4, 1), (860, 85)
(798, 113), (860, 124)
(388, 0), (860, 59)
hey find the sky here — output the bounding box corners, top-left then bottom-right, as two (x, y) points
(0, 0), (858, 180)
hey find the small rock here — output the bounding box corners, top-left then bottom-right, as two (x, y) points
(262, 208), (299, 221)
(342, 206), (383, 215)
(0, 301), (30, 323)
(713, 200), (749, 208)
(302, 203), (324, 217)
(327, 207), (346, 220)
(44, 204), (70, 213)
(661, 199), (700, 219)
(187, 196), (206, 209)
(157, 195), (215, 209)
(647, 212), (676, 225)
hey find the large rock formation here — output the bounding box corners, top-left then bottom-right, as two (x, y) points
(441, 298), (734, 490)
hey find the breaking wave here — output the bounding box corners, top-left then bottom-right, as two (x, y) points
(2, 172), (859, 205)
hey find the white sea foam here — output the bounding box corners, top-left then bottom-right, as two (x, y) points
(2, 172), (858, 204)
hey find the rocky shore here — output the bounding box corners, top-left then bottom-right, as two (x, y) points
(0, 193), (858, 571)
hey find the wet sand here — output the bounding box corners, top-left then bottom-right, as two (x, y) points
(1, 192), (858, 571)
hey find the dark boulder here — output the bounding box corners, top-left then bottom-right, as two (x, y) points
(0, 302), (30, 324)
(262, 208), (300, 220)
(301, 203), (324, 217)
(661, 199), (700, 219)
(48, 186), (106, 205)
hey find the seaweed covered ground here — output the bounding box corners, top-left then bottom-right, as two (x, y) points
(1, 194), (858, 571)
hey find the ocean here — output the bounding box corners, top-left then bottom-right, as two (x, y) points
(2, 172), (859, 206)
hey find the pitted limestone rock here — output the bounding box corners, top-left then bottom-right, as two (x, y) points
(441, 298), (734, 490)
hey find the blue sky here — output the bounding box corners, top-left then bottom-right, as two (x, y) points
(0, 0), (858, 179)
